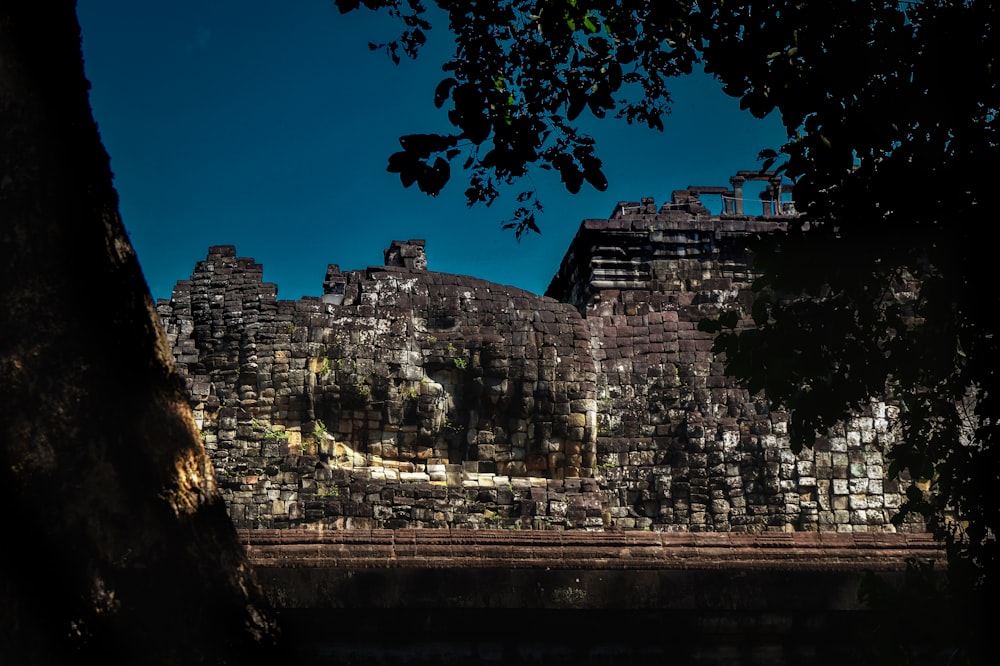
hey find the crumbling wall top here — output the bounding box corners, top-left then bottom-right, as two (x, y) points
(610, 170), (795, 220)
(384, 239), (427, 270)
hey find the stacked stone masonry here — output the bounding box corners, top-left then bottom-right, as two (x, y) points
(157, 177), (921, 534)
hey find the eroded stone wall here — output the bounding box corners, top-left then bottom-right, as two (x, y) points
(157, 190), (920, 533)
(158, 243), (602, 529)
(548, 205), (907, 532)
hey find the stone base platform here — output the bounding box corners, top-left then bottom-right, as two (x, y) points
(243, 528), (943, 579)
(243, 530), (947, 665)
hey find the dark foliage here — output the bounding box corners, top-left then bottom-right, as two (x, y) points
(337, 1), (999, 659)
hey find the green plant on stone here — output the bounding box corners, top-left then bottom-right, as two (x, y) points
(252, 418), (290, 441)
(453, 357), (468, 370)
(314, 420), (328, 438)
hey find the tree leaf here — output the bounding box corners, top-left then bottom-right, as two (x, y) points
(583, 165), (608, 191)
(334, 0), (361, 13)
(434, 78), (458, 108)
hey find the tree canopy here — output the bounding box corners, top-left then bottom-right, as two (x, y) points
(337, 0), (998, 652)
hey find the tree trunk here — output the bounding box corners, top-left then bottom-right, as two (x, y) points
(0, 2), (281, 663)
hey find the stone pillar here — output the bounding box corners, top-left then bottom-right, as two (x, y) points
(760, 191), (773, 217)
(770, 176), (784, 216)
(722, 189), (735, 215)
(729, 175), (745, 215)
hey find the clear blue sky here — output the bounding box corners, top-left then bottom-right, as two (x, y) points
(77, 1), (787, 301)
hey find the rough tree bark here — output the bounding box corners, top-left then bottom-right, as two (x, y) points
(1, 2), (281, 663)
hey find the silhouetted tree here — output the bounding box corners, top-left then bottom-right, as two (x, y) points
(1, 2), (281, 663)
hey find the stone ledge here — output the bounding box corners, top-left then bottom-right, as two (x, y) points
(241, 529), (943, 572)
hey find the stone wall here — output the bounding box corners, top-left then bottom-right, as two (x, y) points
(157, 180), (921, 534)
(547, 198), (908, 534)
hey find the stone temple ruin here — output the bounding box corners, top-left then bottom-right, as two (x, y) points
(156, 172), (918, 534)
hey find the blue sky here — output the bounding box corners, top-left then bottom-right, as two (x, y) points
(77, 1), (787, 301)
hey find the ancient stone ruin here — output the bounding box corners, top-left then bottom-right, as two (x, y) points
(157, 172), (919, 533)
